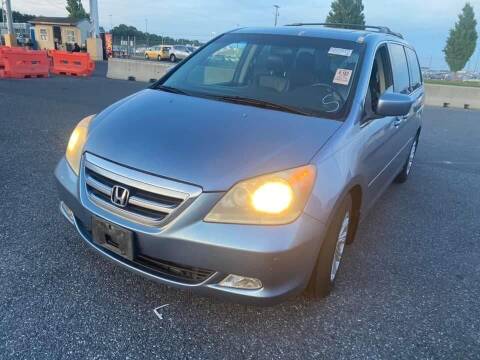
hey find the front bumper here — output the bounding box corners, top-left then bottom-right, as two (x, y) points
(55, 157), (326, 304)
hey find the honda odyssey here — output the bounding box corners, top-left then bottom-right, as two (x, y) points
(55, 24), (424, 304)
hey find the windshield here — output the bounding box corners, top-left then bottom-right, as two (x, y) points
(160, 33), (362, 119)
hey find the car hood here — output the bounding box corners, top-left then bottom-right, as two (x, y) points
(85, 89), (341, 191)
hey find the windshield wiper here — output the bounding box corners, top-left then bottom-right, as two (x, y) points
(155, 85), (189, 96)
(214, 95), (312, 116)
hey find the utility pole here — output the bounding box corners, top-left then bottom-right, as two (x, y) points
(89, 0), (100, 37)
(4, 0), (16, 46)
(87, 0), (103, 60)
(273, 5), (280, 27)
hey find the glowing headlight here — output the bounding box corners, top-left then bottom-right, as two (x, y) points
(66, 115), (95, 175)
(251, 181), (293, 214)
(204, 165), (316, 225)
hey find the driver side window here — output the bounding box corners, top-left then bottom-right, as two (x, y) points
(365, 45), (393, 116)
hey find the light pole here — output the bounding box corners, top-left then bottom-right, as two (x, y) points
(4, 0), (16, 46)
(474, 51), (480, 74)
(274, 5), (280, 27)
(145, 18), (149, 47)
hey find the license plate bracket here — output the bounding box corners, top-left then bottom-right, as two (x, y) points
(91, 217), (134, 261)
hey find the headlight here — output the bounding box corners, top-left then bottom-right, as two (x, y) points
(66, 115), (95, 175)
(204, 165), (316, 225)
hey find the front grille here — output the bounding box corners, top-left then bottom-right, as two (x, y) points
(136, 254), (214, 284)
(82, 153), (200, 226)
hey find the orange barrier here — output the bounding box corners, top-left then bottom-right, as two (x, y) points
(0, 47), (49, 79)
(49, 50), (95, 77)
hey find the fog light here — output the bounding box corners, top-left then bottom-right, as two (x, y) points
(60, 201), (75, 225)
(218, 274), (262, 290)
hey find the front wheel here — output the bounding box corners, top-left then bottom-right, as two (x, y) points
(395, 136), (419, 183)
(170, 54), (176, 62)
(307, 195), (353, 298)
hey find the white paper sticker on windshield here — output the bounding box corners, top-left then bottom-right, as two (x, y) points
(333, 68), (353, 86)
(328, 47), (353, 57)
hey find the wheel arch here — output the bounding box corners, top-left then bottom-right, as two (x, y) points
(313, 180), (364, 245)
(347, 184), (362, 244)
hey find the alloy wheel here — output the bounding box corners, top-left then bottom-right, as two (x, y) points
(406, 139), (417, 175)
(330, 211), (350, 281)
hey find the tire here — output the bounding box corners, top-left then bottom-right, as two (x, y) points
(145, 54), (149, 60)
(395, 135), (419, 183)
(307, 195), (353, 298)
(170, 54), (176, 62)
(157, 55), (162, 62)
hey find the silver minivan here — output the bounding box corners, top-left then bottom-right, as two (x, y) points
(55, 24), (424, 304)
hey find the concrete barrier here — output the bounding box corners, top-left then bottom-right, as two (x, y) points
(425, 83), (480, 110)
(107, 58), (173, 82)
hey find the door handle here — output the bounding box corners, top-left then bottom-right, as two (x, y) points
(413, 103), (423, 113)
(393, 115), (408, 127)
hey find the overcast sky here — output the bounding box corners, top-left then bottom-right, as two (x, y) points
(12, 0), (480, 70)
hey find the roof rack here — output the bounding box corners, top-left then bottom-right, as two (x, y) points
(284, 22), (403, 39)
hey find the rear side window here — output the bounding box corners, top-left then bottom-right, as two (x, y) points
(388, 43), (410, 94)
(405, 47), (422, 91)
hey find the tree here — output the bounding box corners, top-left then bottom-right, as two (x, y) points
(443, 3), (478, 72)
(66, 0), (89, 19)
(111, 24), (202, 47)
(326, 0), (365, 26)
(0, 9), (35, 22)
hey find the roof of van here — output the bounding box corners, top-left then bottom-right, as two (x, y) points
(231, 26), (409, 45)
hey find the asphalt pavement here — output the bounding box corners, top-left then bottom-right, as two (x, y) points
(0, 73), (479, 359)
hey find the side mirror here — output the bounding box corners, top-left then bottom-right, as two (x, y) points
(376, 92), (413, 117)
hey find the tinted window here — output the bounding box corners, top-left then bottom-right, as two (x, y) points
(405, 47), (422, 91)
(161, 33), (362, 119)
(388, 43), (410, 94)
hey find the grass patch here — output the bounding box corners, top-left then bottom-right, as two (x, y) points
(425, 79), (480, 88)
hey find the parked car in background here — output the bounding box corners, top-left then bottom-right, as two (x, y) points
(144, 45), (171, 61)
(56, 24), (424, 304)
(168, 45), (192, 62)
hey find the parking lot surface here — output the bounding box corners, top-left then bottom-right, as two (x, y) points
(0, 74), (479, 359)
